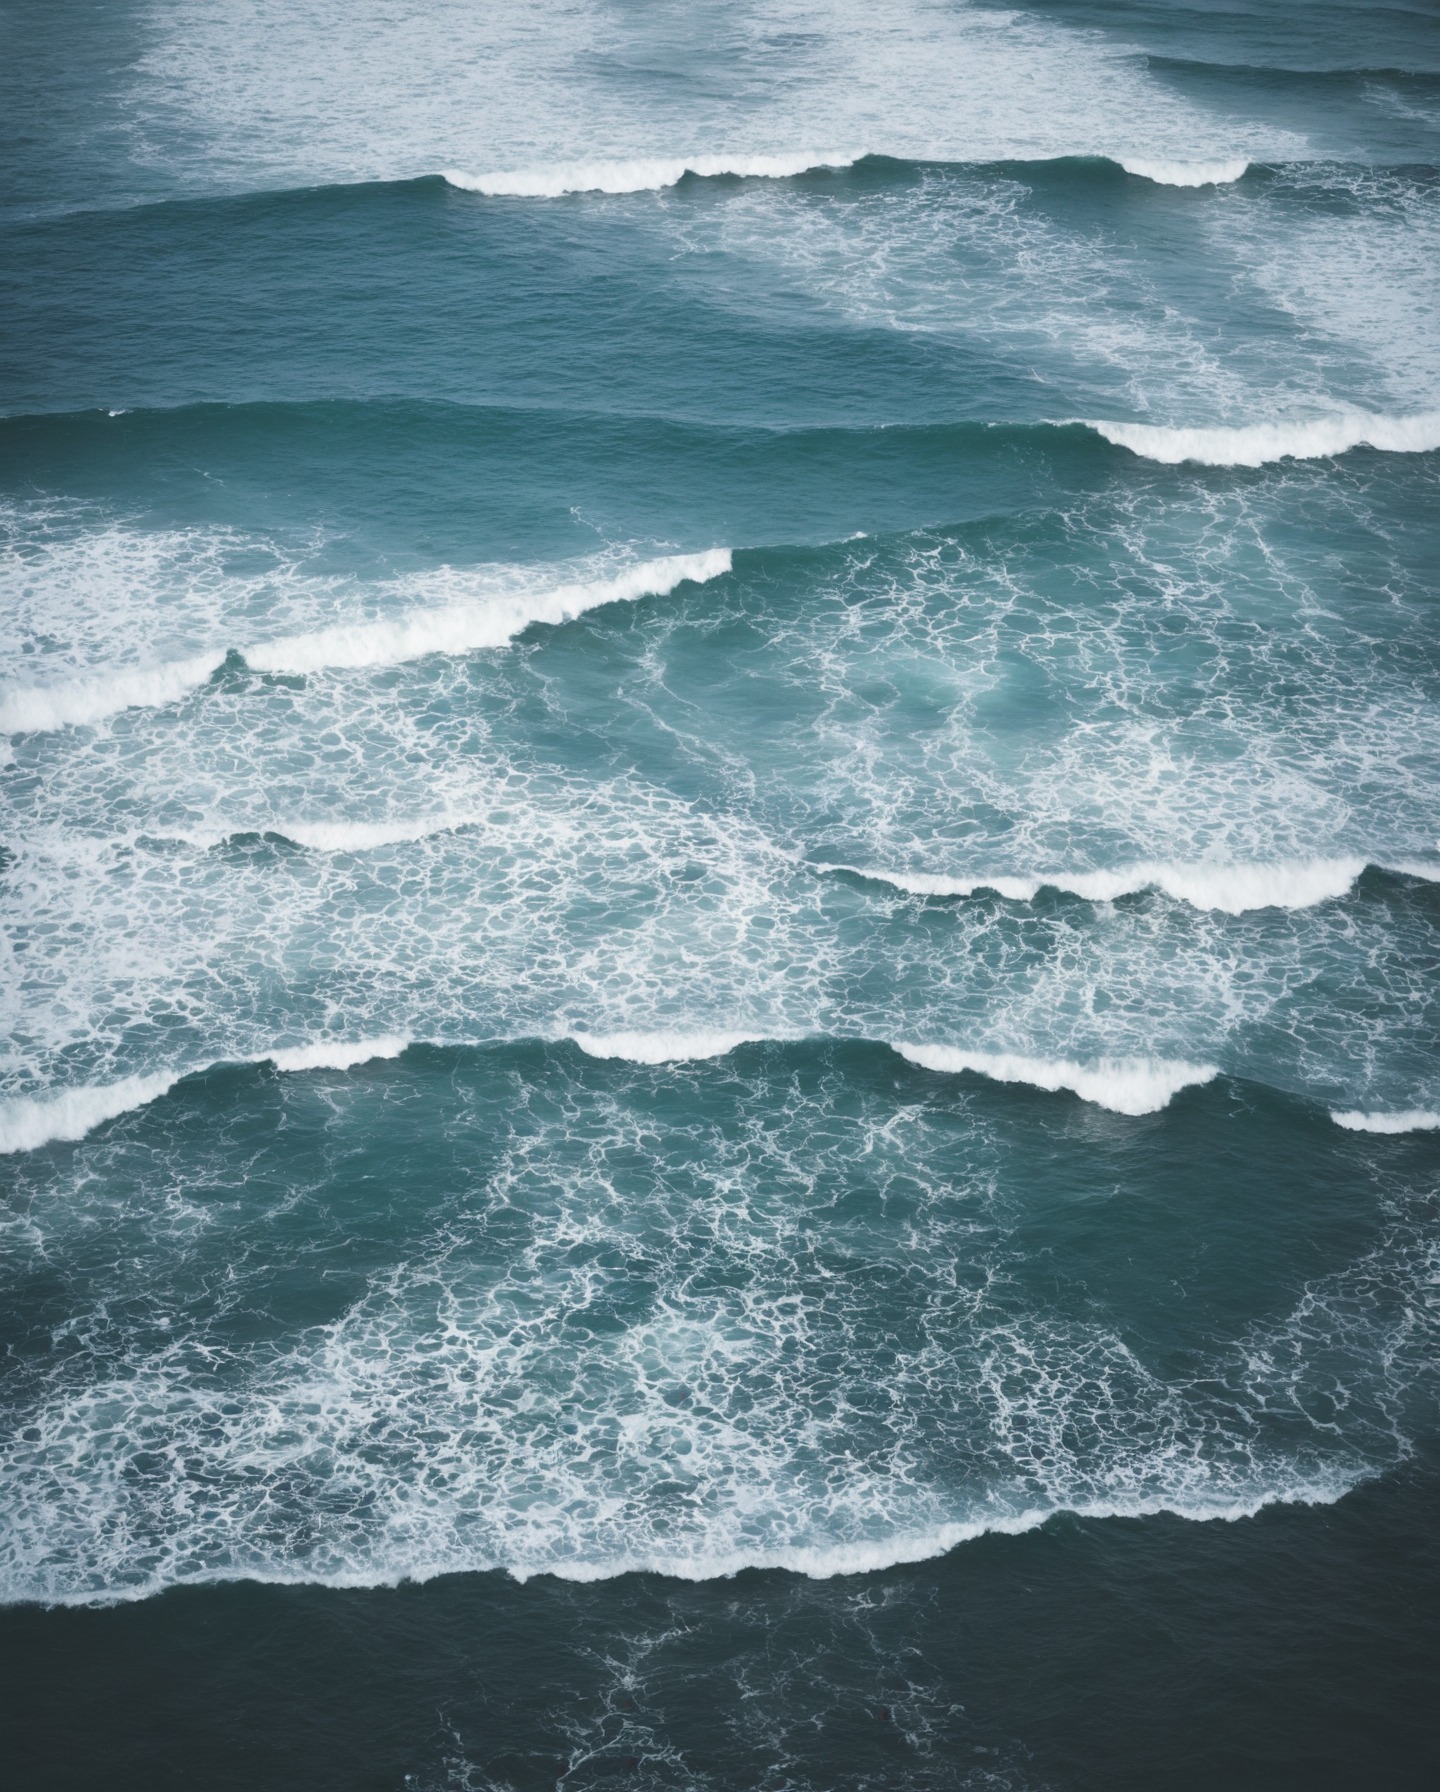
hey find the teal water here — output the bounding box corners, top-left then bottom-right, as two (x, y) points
(2, 3), (1439, 1786)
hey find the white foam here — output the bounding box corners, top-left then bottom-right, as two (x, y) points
(1330, 1109), (1440, 1134)
(443, 151), (858, 198)
(0, 1040), (410, 1155)
(1117, 156), (1249, 187)
(268, 817), (473, 852)
(0, 1073), (183, 1156)
(819, 857), (1367, 914)
(893, 1045), (1217, 1115)
(568, 1029), (766, 1065)
(1088, 410), (1440, 467)
(266, 1037), (409, 1073)
(0, 651), (225, 735)
(243, 549), (731, 675)
(0, 551), (731, 734)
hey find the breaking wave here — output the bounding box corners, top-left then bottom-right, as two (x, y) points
(816, 856), (1440, 914)
(893, 1046), (1217, 1116)
(1116, 155), (1249, 186)
(0, 1039), (409, 1155)
(1330, 1109), (1440, 1135)
(0, 550), (731, 734)
(442, 152), (858, 198)
(1087, 410), (1440, 467)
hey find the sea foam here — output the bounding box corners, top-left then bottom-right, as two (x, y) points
(818, 857), (1371, 914)
(893, 1045), (1217, 1115)
(1116, 155), (1249, 187)
(1088, 410), (1440, 467)
(1330, 1109), (1440, 1134)
(442, 152), (858, 198)
(568, 1029), (768, 1064)
(0, 1040), (411, 1155)
(0, 551), (731, 733)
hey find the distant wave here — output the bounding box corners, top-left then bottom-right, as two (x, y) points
(1087, 410), (1440, 467)
(1116, 155), (1248, 186)
(442, 152), (858, 198)
(0, 1038), (409, 1156)
(817, 856), (1440, 914)
(893, 1045), (1216, 1116)
(0, 550), (731, 735)
(1330, 1109), (1440, 1135)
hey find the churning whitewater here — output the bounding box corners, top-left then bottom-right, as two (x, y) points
(3, 2), (1440, 1787)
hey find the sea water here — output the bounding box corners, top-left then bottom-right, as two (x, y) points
(2, 2), (1438, 1786)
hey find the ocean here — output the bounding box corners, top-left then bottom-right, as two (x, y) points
(2, 2), (1438, 1786)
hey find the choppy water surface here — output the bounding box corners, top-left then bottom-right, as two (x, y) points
(3, 3), (1439, 1788)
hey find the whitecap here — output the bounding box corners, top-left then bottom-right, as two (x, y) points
(0, 1073), (184, 1156)
(567, 1029), (768, 1065)
(1116, 155), (1249, 187)
(0, 651), (226, 736)
(442, 151), (858, 199)
(242, 548), (731, 675)
(893, 1045), (1217, 1115)
(1087, 410), (1440, 467)
(0, 550), (731, 734)
(0, 1039), (410, 1155)
(818, 857), (1368, 914)
(1330, 1109), (1440, 1134)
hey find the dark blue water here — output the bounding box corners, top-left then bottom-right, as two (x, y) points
(3, 3), (1439, 1786)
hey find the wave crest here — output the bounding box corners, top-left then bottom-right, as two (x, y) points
(442, 152), (857, 198)
(1088, 410), (1440, 467)
(0, 1039), (410, 1155)
(1330, 1109), (1440, 1135)
(1117, 155), (1249, 186)
(818, 856), (1383, 914)
(894, 1045), (1217, 1115)
(0, 550), (731, 735)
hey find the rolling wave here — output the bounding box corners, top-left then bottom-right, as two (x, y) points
(1330, 1109), (1440, 1135)
(18, 1479), (1354, 1607)
(442, 151), (859, 198)
(893, 1045), (1217, 1117)
(440, 149), (1251, 199)
(0, 550), (732, 735)
(0, 1039), (408, 1156)
(817, 856), (1440, 914)
(1088, 410), (1440, 467)
(0, 1032), (1229, 1156)
(1115, 156), (1249, 186)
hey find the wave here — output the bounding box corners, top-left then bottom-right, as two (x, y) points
(568, 1029), (774, 1064)
(0, 651), (227, 737)
(816, 856), (1379, 914)
(19, 1478), (1353, 1607)
(0, 1038), (410, 1156)
(0, 550), (731, 735)
(0, 1072), (185, 1157)
(442, 151), (858, 198)
(439, 148), (1253, 200)
(1087, 410), (1440, 467)
(1116, 155), (1249, 186)
(892, 1045), (1216, 1116)
(1330, 1108), (1440, 1135)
